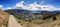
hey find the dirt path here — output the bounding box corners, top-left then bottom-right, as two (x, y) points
(8, 15), (23, 27)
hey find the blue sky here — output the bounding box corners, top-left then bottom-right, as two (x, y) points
(0, 0), (60, 10)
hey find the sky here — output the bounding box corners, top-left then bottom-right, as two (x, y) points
(0, 0), (60, 10)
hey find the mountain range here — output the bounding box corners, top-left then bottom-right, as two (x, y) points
(5, 9), (59, 13)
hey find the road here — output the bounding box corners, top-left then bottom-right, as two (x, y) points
(8, 15), (23, 27)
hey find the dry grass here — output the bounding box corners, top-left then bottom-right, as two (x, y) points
(0, 9), (60, 27)
(14, 14), (60, 27)
(0, 9), (10, 27)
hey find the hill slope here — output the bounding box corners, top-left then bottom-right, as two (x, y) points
(4, 9), (60, 27)
(0, 9), (10, 27)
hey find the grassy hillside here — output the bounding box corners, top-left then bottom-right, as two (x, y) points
(0, 9), (10, 27)
(5, 9), (60, 27)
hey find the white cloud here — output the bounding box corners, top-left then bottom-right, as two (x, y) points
(3, 7), (13, 10)
(13, 1), (60, 11)
(15, 1), (24, 8)
(0, 5), (3, 8)
(14, 1), (41, 10)
(6, 7), (13, 9)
